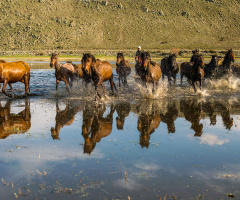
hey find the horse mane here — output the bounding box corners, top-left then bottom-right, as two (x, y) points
(82, 53), (96, 63)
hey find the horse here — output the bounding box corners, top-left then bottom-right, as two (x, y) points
(0, 61), (30, 97)
(139, 52), (161, 92)
(82, 103), (115, 154)
(160, 54), (179, 84)
(50, 53), (79, 92)
(81, 53), (117, 100)
(216, 49), (235, 78)
(0, 60), (13, 90)
(190, 49), (199, 62)
(116, 52), (131, 86)
(135, 53), (143, 77)
(180, 55), (204, 92)
(0, 99), (31, 139)
(51, 101), (82, 140)
(204, 55), (222, 79)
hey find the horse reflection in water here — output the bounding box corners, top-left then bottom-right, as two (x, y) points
(215, 102), (233, 130)
(0, 99), (31, 139)
(115, 102), (131, 130)
(82, 103), (115, 154)
(160, 100), (179, 133)
(136, 100), (161, 148)
(180, 99), (203, 137)
(51, 101), (82, 140)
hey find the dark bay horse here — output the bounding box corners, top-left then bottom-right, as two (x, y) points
(135, 53), (143, 77)
(180, 55), (204, 92)
(216, 49), (235, 78)
(50, 53), (79, 92)
(0, 61), (30, 97)
(81, 53), (117, 100)
(160, 54), (179, 84)
(116, 52), (131, 86)
(190, 49), (199, 62)
(204, 55), (222, 79)
(140, 52), (161, 92)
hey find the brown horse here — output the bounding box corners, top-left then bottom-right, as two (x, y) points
(0, 61), (30, 97)
(82, 103), (115, 154)
(0, 99), (31, 139)
(50, 53), (79, 92)
(140, 52), (161, 92)
(231, 64), (240, 77)
(216, 49), (235, 78)
(81, 53), (117, 100)
(180, 55), (205, 92)
(160, 54), (179, 84)
(0, 60), (13, 90)
(116, 52), (131, 86)
(51, 101), (82, 140)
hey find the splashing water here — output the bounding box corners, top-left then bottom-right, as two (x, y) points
(137, 79), (169, 99)
(205, 76), (240, 90)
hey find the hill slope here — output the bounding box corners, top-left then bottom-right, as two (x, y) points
(0, 0), (240, 51)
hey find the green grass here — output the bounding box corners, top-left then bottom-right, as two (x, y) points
(0, 0), (240, 52)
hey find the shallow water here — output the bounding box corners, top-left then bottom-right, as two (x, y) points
(0, 64), (240, 199)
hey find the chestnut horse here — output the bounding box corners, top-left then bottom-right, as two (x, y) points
(204, 55), (222, 79)
(216, 49), (235, 78)
(0, 61), (30, 97)
(116, 52), (131, 86)
(50, 53), (79, 92)
(140, 52), (161, 92)
(160, 54), (179, 84)
(180, 55), (204, 92)
(0, 60), (13, 90)
(81, 53), (117, 100)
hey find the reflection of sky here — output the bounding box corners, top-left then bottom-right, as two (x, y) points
(1, 99), (240, 199)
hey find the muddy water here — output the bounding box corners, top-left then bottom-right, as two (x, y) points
(0, 61), (240, 199)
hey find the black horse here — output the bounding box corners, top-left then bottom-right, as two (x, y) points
(160, 54), (179, 84)
(204, 55), (222, 79)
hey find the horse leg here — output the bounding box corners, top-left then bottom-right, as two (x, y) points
(199, 79), (202, 90)
(180, 73), (183, 85)
(2, 80), (11, 97)
(192, 81), (197, 92)
(101, 83), (107, 97)
(110, 76), (117, 93)
(64, 79), (70, 93)
(152, 81), (156, 93)
(24, 74), (30, 95)
(119, 75), (121, 87)
(9, 83), (13, 90)
(56, 80), (60, 91)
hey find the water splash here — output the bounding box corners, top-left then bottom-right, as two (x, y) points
(205, 76), (240, 90)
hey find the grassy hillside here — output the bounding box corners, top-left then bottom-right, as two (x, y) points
(0, 0), (240, 51)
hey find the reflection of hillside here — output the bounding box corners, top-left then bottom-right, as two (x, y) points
(0, 99), (31, 139)
(136, 100), (161, 148)
(82, 103), (115, 154)
(51, 101), (82, 140)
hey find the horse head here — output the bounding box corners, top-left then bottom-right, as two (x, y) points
(141, 52), (151, 70)
(116, 52), (124, 65)
(168, 54), (177, 71)
(228, 49), (235, 62)
(81, 53), (96, 76)
(50, 53), (59, 68)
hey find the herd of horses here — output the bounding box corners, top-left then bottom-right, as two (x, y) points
(0, 49), (239, 98)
